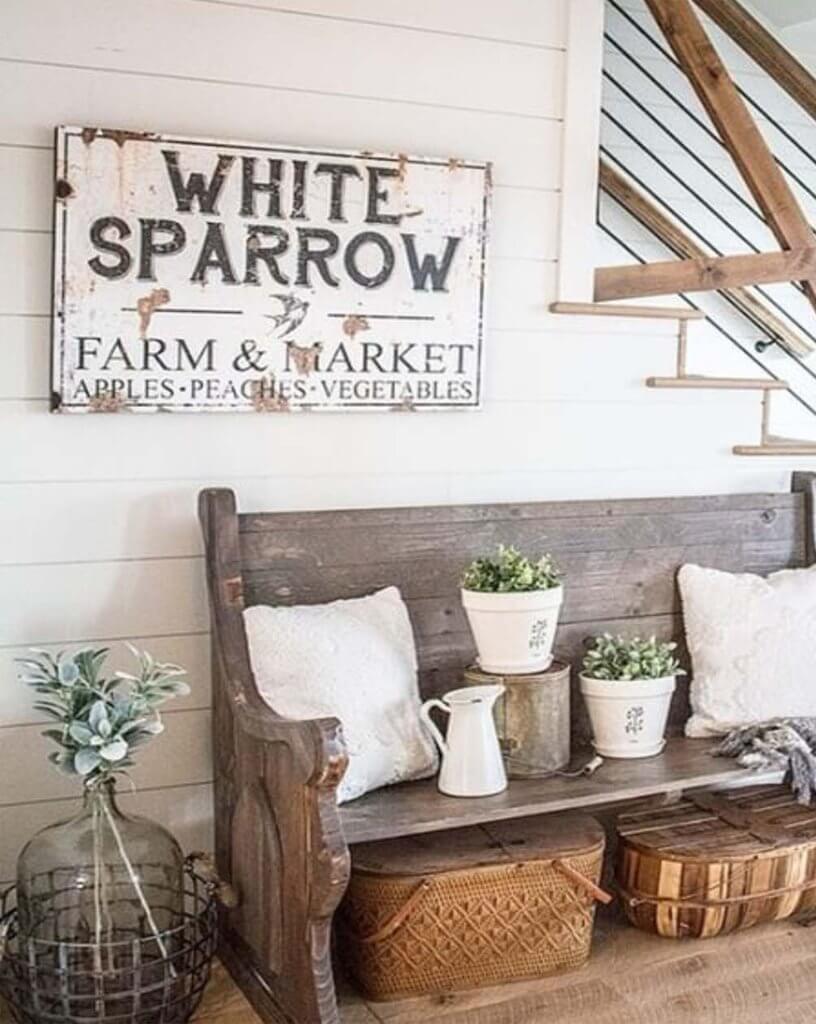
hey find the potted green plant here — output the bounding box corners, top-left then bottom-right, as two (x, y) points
(580, 634), (685, 758)
(461, 545), (563, 674)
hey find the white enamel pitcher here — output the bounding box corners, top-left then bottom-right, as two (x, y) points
(420, 685), (507, 797)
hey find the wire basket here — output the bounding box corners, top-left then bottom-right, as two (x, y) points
(0, 857), (218, 1024)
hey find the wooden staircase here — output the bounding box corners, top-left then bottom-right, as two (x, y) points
(555, 0), (816, 457)
(550, 302), (816, 456)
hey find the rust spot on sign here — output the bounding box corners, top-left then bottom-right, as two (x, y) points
(88, 393), (126, 413)
(447, 157), (465, 172)
(287, 341), (322, 376)
(55, 178), (74, 201)
(136, 288), (171, 337)
(397, 153), (409, 183)
(392, 398), (417, 412)
(250, 376), (291, 412)
(81, 127), (158, 147)
(342, 315), (370, 340)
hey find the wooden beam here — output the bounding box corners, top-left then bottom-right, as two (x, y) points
(644, 0), (816, 313)
(599, 160), (813, 356)
(595, 246), (816, 302)
(549, 301), (705, 320)
(694, 0), (816, 124)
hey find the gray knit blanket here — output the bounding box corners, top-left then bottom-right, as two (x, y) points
(716, 719), (816, 805)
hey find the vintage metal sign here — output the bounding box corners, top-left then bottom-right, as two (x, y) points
(52, 126), (491, 413)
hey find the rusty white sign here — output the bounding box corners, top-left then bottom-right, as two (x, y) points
(51, 126), (491, 413)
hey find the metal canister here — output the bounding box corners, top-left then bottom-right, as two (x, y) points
(464, 661), (570, 778)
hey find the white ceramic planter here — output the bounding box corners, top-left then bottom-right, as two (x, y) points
(461, 586), (564, 675)
(579, 674), (676, 759)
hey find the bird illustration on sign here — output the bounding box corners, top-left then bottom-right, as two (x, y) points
(265, 293), (309, 339)
(265, 293), (322, 375)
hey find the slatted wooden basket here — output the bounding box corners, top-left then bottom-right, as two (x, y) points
(617, 784), (816, 939)
(337, 814), (609, 1001)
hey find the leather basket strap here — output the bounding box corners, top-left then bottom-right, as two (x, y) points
(553, 859), (613, 905)
(357, 879), (434, 945)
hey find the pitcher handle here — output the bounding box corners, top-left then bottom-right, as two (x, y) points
(419, 698), (449, 756)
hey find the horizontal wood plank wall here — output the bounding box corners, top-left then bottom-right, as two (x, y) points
(0, 0), (577, 883)
(239, 491), (806, 745)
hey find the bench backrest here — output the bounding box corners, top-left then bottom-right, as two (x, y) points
(237, 480), (813, 744)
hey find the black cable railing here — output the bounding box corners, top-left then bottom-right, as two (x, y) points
(603, 67), (765, 225)
(599, 171), (816, 390)
(597, 220), (816, 418)
(600, 143), (816, 391)
(601, 108), (767, 255)
(602, 37), (816, 306)
(599, 140), (816, 345)
(606, 0), (816, 203)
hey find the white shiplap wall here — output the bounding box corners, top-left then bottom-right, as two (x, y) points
(0, 0), (810, 880)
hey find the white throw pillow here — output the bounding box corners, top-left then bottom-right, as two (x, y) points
(679, 562), (816, 737)
(244, 586), (438, 803)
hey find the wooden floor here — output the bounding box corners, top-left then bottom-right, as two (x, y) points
(201, 910), (816, 1023)
(4, 913), (816, 1023)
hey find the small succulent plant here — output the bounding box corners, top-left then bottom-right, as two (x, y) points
(581, 633), (685, 681)
(17, 645), (190, 786)
(462, 544), (562, 593)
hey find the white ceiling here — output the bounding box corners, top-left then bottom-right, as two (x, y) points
(746, 0), (816, 28)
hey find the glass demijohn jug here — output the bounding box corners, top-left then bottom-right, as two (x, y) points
(16, 780), (184, 951)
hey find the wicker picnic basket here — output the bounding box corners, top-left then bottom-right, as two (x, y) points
(336, 814), (608, 1001)
(617, 784), (816, 939)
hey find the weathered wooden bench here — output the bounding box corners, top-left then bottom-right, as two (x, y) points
(199, 471), (816, 1024)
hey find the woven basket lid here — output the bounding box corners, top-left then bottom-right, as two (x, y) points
(617, 784), (816, 862)
(351, 813), (604, 876)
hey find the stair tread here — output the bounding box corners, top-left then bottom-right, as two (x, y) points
(550, 301), (705, 320)
(734, 443), (816, 455)
(647, 376), (787, 390)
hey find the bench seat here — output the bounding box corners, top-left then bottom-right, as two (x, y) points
(338, 737), (781, 843)
(200, 476), (816, 1024)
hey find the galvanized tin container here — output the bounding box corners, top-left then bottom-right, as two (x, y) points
(464, 661), (570, 778)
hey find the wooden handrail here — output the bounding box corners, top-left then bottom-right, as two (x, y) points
(694, 0), (816, 124)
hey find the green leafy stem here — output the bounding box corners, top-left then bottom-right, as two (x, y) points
(17, 645), (190, 785)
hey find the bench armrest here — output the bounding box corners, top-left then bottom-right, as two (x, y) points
(200, 487), (350, 1023)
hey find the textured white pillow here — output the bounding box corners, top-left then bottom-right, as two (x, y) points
(244, 586), (438, 803)
(679, 562), (816, 737)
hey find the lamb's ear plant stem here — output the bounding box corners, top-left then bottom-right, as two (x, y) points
(94, 783), (177, 976)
